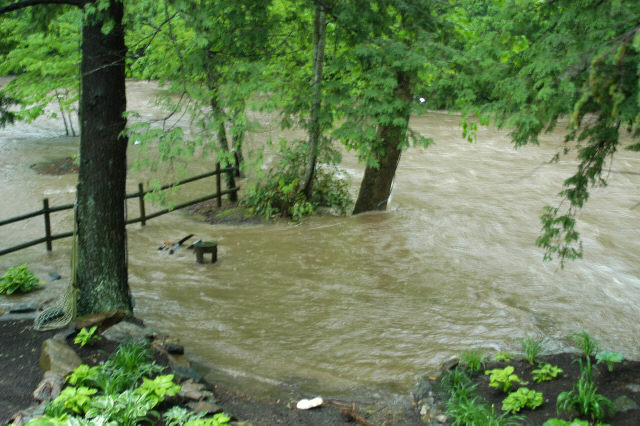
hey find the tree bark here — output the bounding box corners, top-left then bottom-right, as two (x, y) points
(76, 0), (132, 315)
(352, 71), (412, 214)
(301, 5), (327, 199)
(210, 96), (238, 202)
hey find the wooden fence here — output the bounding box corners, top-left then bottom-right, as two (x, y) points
(0, 164), (238, 256)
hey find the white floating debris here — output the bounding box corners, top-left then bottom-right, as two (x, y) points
(296, 396), (323, 410)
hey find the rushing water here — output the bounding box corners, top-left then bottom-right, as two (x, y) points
(1, 80), (639, 403)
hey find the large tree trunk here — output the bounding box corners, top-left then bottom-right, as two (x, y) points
(352, 71), (412, 214)
(301, 5), (327, 199)
(76, 0), (132, 315)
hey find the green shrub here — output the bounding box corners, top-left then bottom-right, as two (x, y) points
(0, 264), (43, 294)
(243, 141), (352, 221)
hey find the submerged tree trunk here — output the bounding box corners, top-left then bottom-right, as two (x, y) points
(76, 0), (132, 315)
(352, 71), (412, 214)
(301, 5), (327, 199)
(210, 97), (238, 202)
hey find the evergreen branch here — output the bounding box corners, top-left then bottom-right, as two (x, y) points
(0, 0), (83, 14)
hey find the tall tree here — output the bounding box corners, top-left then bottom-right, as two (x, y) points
(1, 0), (132, 315)
(326, 0), (452, 214)
(300, 4), (327, 199)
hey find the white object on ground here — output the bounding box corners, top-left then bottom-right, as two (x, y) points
(296, 396), (324, 410)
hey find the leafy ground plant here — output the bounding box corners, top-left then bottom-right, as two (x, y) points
(443, 367), (523, 425)
(532, 363), (564, 383)
(518, 334), (547, 365)
(595, 350), (623, 372)
(502, 387), (543, 414)
(492, 351), (515, 362)
(556, 358), (614, 422)
(0, 264), (43, 295)
(74, 326), (102, 347)
(485, 366), (527, 393)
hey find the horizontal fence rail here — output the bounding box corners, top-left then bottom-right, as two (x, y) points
(0, 164), (238, 256)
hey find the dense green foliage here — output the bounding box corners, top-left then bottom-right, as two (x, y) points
(1, 0), (638, 251)
(0, 264), (43, 295)
(0, 6), (80, 134)
(556, 358), (614, 422)
(33, 342), (230, 425)
(443, 0), (640, 265)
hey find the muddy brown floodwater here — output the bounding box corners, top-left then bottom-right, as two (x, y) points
(1, 79), (639, 405)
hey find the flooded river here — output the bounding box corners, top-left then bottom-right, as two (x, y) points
(1, 80), (639, 403)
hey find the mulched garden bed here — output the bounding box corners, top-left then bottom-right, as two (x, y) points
(459, 353), (640, 425)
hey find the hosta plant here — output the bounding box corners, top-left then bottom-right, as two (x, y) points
(485, 366), (527, 393)
(595, 350), (623, 372)
(532, 363), (563, 383)
(502, 387), (543, 414)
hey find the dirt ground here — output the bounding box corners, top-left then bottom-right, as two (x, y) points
(0, 318), (422, 425)
(450, 353), (640, 425)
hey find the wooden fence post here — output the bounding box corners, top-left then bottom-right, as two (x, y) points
(216, 162), (222, 208)
(43, 198), (52, 251)
(138, 182), (146, 226)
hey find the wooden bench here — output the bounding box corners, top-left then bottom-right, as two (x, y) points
(193, 241), (217, 264)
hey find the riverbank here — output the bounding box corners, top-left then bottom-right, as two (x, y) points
(0, 308), (425, 425)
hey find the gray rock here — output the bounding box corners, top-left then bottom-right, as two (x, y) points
(414, 376), (433, 401)
(440, 356), (460, 372)
(0, 312), (38, 321)
(186, 400), (223, 415)
(10, 302), (40, 313)
(40, 339), (81, 377)
(102, 320), (154, 344)
(33, 371), (64, 402)
(172, 364), (203, 383)
(626, 383), (640, 393)
(48, 272), (61, 281)
(614, 395), (639, 412)
(179, 379), (208, 401)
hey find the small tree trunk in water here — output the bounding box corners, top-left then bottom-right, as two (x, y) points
(231, 108), (244, 177)
(301, 5), (327, 199)
(210, 97), (238, 202)
(352, 71), (412, 214)
(76, 0), (132, 316)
